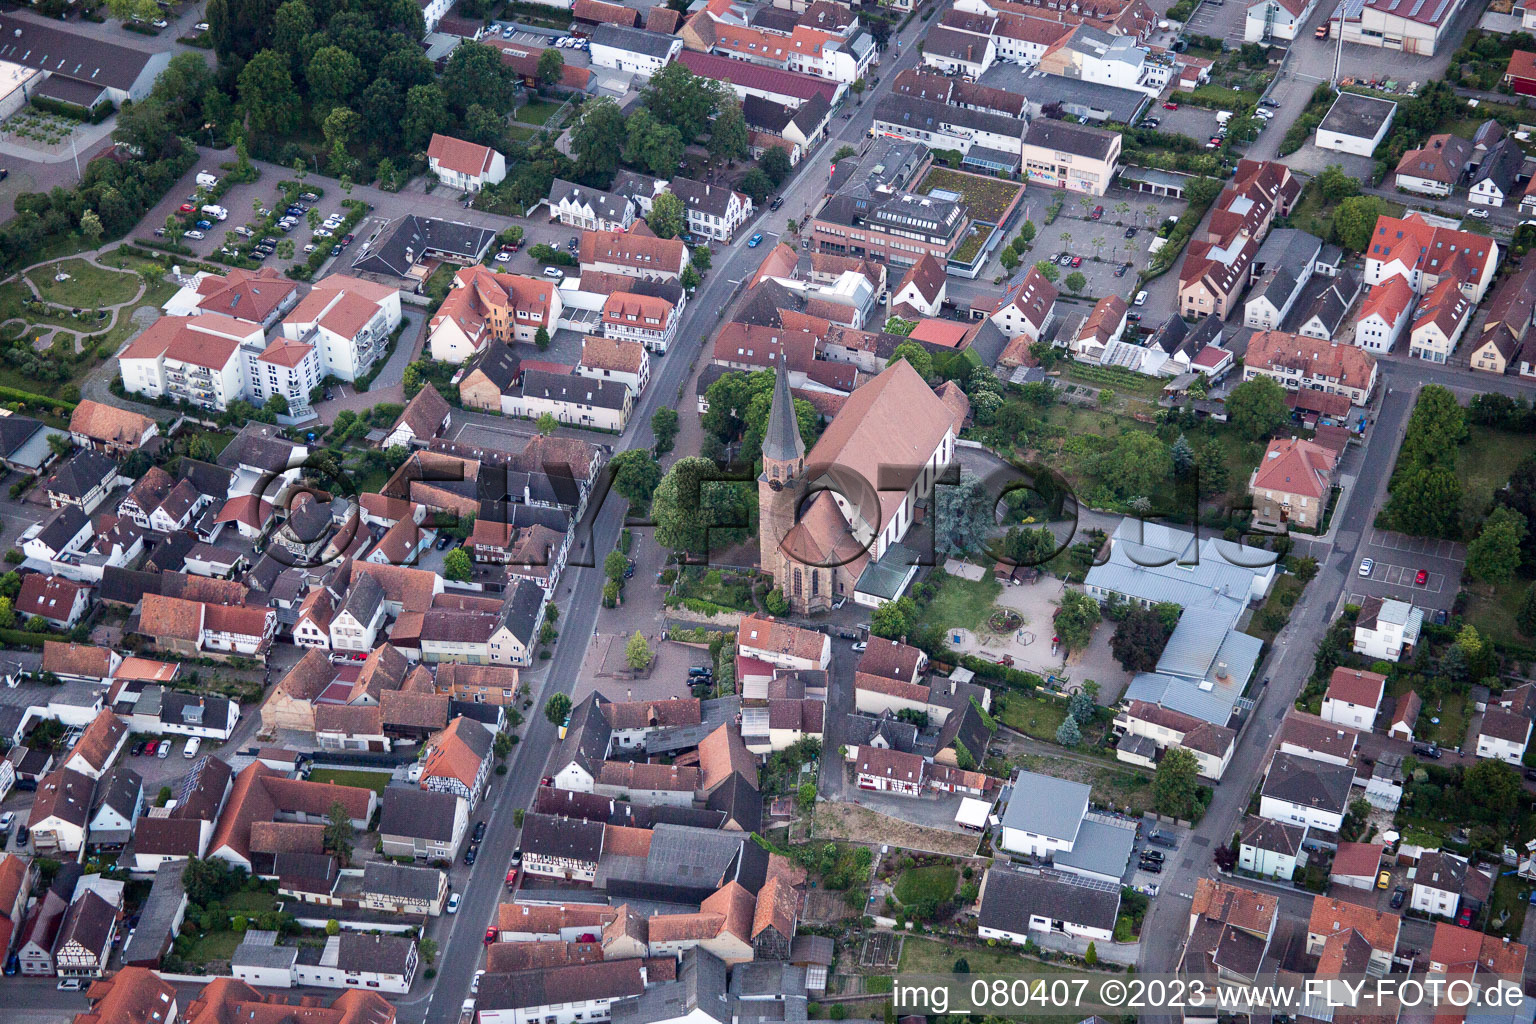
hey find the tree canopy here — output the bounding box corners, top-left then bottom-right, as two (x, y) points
(651, 457), (753, 554)
(1225, 376), (1290, 441)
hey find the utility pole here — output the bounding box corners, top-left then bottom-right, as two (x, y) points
(1332, 0), (1345, 87)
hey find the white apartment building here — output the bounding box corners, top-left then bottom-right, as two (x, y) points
(280, 275), (402, 383)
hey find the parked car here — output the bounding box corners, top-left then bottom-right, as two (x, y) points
(1468, 208), (1490, 220)
(484, 926), (497, 945)
(748, 233), (764, 247)
(300, 192), (319, 202)
(1139, 860), (1162, 874)
(770, 197), (783, 210)
(447, 893), (461, 914)
(195, 20), (210, 30)
(158, 740), (173, 758)
(130, 742), (145, 757)
(689, 666), (713, 678)
(304, 244), (317, 254)
(1458, 907), (1474, 927)
(509, 847), (522, 866)
(1070, 256), (1082, 267)
(15, 825), (27, 847)
(852, 641), (867, 652)
(1414, 742), (1442, 759)
(473, 971), (485, 995)
(179, 203), (195, 213)
(464, 844), (478, 866)
(185, 230), (205, 240)
(1114, 265), (1129, 277)
(494, 251), (513, 263)
(1435, 608), (1449, 625)
(543, 267), (565, 280)
(1163, 101), (1179, 110)
(1391, 886), (1406, 908)
(1134, 290), (1148, 306)
(195, 220), (212, 229)
(1147, 829), (1178, 848)
(1124, 226), (1138, 238)
(1141, 117), (1160, 128)
(1415, 568), (1428, 585)
(474, 821), (487, 842)
(1091, 205), (1104, 219)
(0, 812), (13, 834)
(152, 18), (168, 27)
(1140, 849), (1165, 863)
(184, 737), (201, 758)
(1376, 870), (1392, 890)
(1260, 98), (1281, 108)
(1358, 557), (1374, 577)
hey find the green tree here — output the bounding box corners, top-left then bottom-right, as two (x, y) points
(605, 550), (629, 583)
(264, 394), (289, 417)
(79, 210), (104, 247)
(1225, 376), (1290, 441)
(1055, 715), (1081, 747)
(626, 631), (652, 670)
(1094, 432), (1172, 500)
(419, 938), (438, 964)
(649, 191), (686, 240)
(651, 457), (752, 554)
(443, 42), (514, 115)
(1033, 260), (1060, 283)
(887, 340), (932, 380)
(1332, 195), (1388, 252)
(610, 449), (662, 507)
(869, 596), (917, 640)
(1063, 271), (1086, 294)
(536, 412), (558, 435)
(307, 46), (364, 119)
(46, 434), (73, 459)
(0, 596), (14, 630)
(1465, 757), (1522, 822)
(443, 547), (473, 582)
(105, 0), (161, 24)
(738, 167), (774, 204)
(570, 97), (627, 181)
(999, 248), (1020, 271)
(1110, 604), (1178, 672)
(544, 692), (573, 727)
(1171, 434), (1195, 477)
(534, 326), (550, 351)
(1053, 590), (1101, 653)
(537, 47), (565, 87)
(402, 84), (452, 151)
(1467, 506), (1527, 583)
(623, 110), (686, 178)
(651, 407), (679, 454)
(323, 801), (354, 866)
(1184, 176), (1223, 209)
(934, 471), (992, 558)
(709, 101), (751, 162)
(238, 50), (300, 135)
(1085, 942), (1098, 967)
(759, 143), (792, 185)
(1152, 747), (1200, 819)
(691, 246), (712, 271)
(1197, 438), (1229, 496)
(1019, 221), (1037, 244)
(1316, 164), (1361, 201)
(1517, 581), (1536, 637)
(643, 63), (720, 142)
(1386, 465), (1462, 538)
(681, 265), (701, 291)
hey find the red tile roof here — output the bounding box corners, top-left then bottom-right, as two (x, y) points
(1251, 437), (1337, 500)
(1327, 667), (1386, 708)
(427, 134), (499, 178)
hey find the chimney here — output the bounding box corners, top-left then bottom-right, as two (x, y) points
(1215, 662), (1229, 681)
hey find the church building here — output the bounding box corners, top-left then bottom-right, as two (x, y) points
(757, 358), (968, 614)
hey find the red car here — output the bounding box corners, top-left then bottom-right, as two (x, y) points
(485, 926), (497, 944)
(1091, 205), (1104, 219)
(179, 203), (195, 213)
(506, 868), (517, 884)
(1163, 101), (1179, 110)
(1415, 569), (1428, 585)
(143, 740), (158, 756)
(1457, 907), (1474, 927)
(1070, 256), (1083, 267)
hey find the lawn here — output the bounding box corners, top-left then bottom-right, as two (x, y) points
(185, 930), (243, 964)
(1466, 579), (1532, 648)
(897, 936), (1074, 975)
(514, 100), (564, 126)
(915, 166), (1023, 224)
(26, 259), (142, 308)
(1456, 425), (1536, 526)
(892, 865), (957, 907)
(305, 767), (392, 794)
(1416, 691), (1470, 748)
(993, 690), (1069, 742)
(225, 888), (278, 914)
(1488, 874), (1530, 938)
(916, 572), (1002, 634)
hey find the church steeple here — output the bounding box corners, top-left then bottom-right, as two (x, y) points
(760, 356), (804, 484)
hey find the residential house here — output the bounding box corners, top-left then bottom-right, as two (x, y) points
(1477, 694), (1533, 764)
(601, 292), (679, 354)
(1409, 276), (1474, 363)
(329, 572), (386, 655)
(1321, 667), (1385, 730)
(1353, 277), (1415, 354)
(1182, 879), (1280, 986)
(853, 746), (925, 795)
(426, 134), (507, 192)
(506, 369), (633, 432)
(361, 862), (448, 916)
(27, 767), (96, 853)
(1258, 751), (1354, 832)
(384, 385), (453, 450)
(988, 266), (1057, 343)
(1245, 0), (1319, 42)
(476, 959), (647, 1024)
(577, 335), (651, 396)
(1469, 136), (1523, 207)
(667, 177), (753, 243)
(976, 868), (1120, 945)
(1237, 815), (1306, 880)
(1353, 596), (1424, 662)
(17, 574), (91, 630)
(54, 888), (118, 980)
(279, 275), (402, 384)
(60, 711), (128, 781)
(1412, 851), (1484, 919)
(118, 314), (262, 412)
(1071, 295), (1128, 363)
(207, 762), (376, 871)
(420, 717), (493, 806)
(43, 451), (120, 516)
(1394, 135), (1472, 197)
(67, 401), (158, 456)
(85, 766), (141, 850)
(1243, 331), (1378, 407)
(1364, 213), (1498, 303)
(580, 230), (688, 282)
(589, 24), (682, 75)
(1305, 895), (1400, 978)
(522, 813), (605, 882)
(1330, 842), (1386, 890)
(1242, 229), (1322, 331)
(429, 266), (563, 363)
(549, 179), (637, 233)
(1248, 437), (1338, 530)
(379, 787), (467, 861)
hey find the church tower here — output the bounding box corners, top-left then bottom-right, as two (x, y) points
(757, 358), (804, 583)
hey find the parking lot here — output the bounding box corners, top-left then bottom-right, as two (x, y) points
(1019, 188), (1186, 306)
(1344, 529), (1466, 613)
(160, 169), (363, 270)
(1145, 103), (1224, 145)
(1181, 0), (1250, 47)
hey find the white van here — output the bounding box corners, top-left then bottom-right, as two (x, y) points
(1215, 110), (1233, 124)
(196, 171), (220, 188)
(201, 205), (229, 221)
(184, 736), (202, 758)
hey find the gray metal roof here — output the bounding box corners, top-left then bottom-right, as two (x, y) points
(978, 868), (1120, 933)
(1124, 614), (1260, 727)
(232, 930), (299, 970)
(854, 542), (918, 601)
(1158, 606), (1236, 679)
(1084, 519), (1276, 619)
(999, 770), (1089, 843)
(122, 860), (186, 967)
(1053, 815), (1134, 880)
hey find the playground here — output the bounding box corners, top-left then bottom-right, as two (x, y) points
(938, 563), (1068, 678)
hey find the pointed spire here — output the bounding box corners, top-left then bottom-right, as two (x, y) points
(761, 355), (804, 467)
